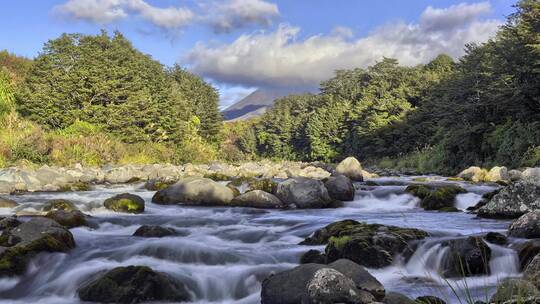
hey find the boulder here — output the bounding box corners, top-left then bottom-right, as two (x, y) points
(104, 193), (145, 213)
(325, 175), (355, 201)
(415, 296), (447, 304)
(300, 250), (326, 264)
(457, 166), (488, 182)
(275, 177), (333, 209)
(486, 166), (509, 182)
(230, 190), (284, 209)
(152, 177), (234, 206)
(336, 157), (364, 181)
(509, 170), (523, 182)
(477, 182), (540, 218)
(524, 254), (540, 289)
(516, 240), (540, 270)
(301, 220), (428, 268)
(405, 184), (466, 210)
(0, 197), (17, 208)
(261, 260), (380, 304)
(484, 232), (508, 245)
(42, 199), (78, 212)
(490, 279), (539, 304)
(0, 218), (75, 276)
(78, 265), (190, 303)
(509, 211), (540, 239)
(144, 179), (175, 191)
(329, 259), (385, 300)
(440, 236), (491, 277)
(304, 268), (372, 304)
(382, 292), (414, 304)
(522, 168), (540, 186)
(0, 217), (21, 230)
(133, 225), (178, 238)
(46, 210), (87, 228)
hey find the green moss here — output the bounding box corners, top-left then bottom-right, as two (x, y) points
(328, 235), (352, 251)
(229, 176), (256, 187)
(248, 178), (278, 194)
(104, 193), (144, 213)
(421, 185), (466, 210)
(405, 184), (433, 199)
(42, 199), (77, 212)
(446, 177), (464, 181)
(203, 172), (232, 182)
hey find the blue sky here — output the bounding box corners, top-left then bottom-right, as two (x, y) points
(0, 0), (515, 107)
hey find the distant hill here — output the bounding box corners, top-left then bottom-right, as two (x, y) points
(222, 88), (293, 121)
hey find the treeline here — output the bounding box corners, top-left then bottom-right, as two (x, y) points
(0, 31), (223, 167)
(232, 0), (540, 174)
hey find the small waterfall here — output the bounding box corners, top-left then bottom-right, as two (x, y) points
(345, 193), (420, 211)
(486, 243), (520, 277)
(455, 193), (482, 210)
(404, 241), (449, 278)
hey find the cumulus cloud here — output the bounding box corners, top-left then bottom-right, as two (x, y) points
(184, 2), (501, 88)
(55, 0), (194, 29)
(206, 0), (280, 33)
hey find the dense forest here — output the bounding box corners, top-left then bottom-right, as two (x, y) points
(231, 0), (540, 174)
(0, 0), (538, 175)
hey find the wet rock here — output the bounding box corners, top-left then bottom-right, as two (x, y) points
(382, 292), (414, 304)
(516, 240), (540, 270)
(508, 211), (540, 238)
(42, 199), (78, 212)
(524, 254), (540, 289)
(336, 157), (364, 181)
(133, 225), (178, 238)
(477, 182), (540, 219)
(46, 210), (87, 228)
(152, 177), (234, 206)
(301, 219), (428, 268)
(324, 175), (355, 201)
(457, 166), (488, 182)
(405, 184), (466, 211)
(230, 190), (284, 209)
(415, 296), (447, 304)
(0, 197), (17, 208)
(440, 236), (491, 278)
(490, 279), (540, 304)
(261, 260), (380, 304)
(304, 268), (373, 304)
(78, 265), (190, 303)
(300, 250), (326, 264)
(0, 217), (21, 230)
(438, 206), (460, 212)
(104, 193), (145, 214)
(275, 177), (333, 209)
(0, 218), (75, 276)
(484, 232), (508, 245)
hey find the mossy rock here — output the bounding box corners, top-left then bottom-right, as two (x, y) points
(59, 182), (92, 192)
(406, 184), (466, 211)
(438, 206), (460, 212)
(104, 193), (144, 214)
(490, 279), (540, 303)
(229, 176), (257, 187)
(248, 178), (278, 194)
(144, 179), (175, 191)
(42, 199), (78, 212)
(46, 210), (87, 228)
(203, 172), (232, 182)
(405, 184), (433, 199)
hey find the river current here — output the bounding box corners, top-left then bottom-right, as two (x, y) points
(0, 176), (520, 303)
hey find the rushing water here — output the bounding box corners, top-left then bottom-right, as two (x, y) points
(0, 176), (520, 303)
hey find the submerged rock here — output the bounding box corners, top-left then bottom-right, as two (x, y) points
(336, 157), (364, 181)
(133, 225), (179, 238)
(509, 211), (540, 239)
(490, 279), (540, 304)
(152, 177), (234, 206)
(301, 219), (428, 268)
(78, 265), (190, 303)
(261, 259), (382, 304)
(324, 175), (355, 201)
(405, 184), (466, 211)
(230, 190), (284, 209)
(440, 236), (491, 278)
(42, 199), (78, 212)
(0, 218), (75, 276)
(478, 182), (540, 218)
(46, 210), (87, 228)
(104, 193), (145, 213)
(484, 232), (508, 245)
(275, 177), (333, 209)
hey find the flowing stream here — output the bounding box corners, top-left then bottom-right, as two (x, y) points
(0, 176), (520, 303)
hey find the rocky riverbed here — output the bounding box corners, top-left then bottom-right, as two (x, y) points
(0, 158), (539, 303)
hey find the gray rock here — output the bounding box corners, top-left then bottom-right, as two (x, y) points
(328, 259), (385, 300)
(325, 175), (355, 201)
(509, 170), (523, 182)
(523, 168), (540, 186)
(490, 279), (539, 303)
(133, 225), (178, 238)
(45, 210), (87, 228)
(524, 254), (540, 289)
(230, 190), (284, 209)
(478, 182), (540, 218)
(304, 268), (373, 304)
(152, 177), (234, 206)
(275, 177), (332, 209)
(440, 236), (491, 277)
(509, 211), (540, 238)
(336, 157), (364, 181)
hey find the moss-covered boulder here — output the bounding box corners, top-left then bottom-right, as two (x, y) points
(144, 179), (175, 191)
(46, 210), (87, 228)
(133, 225), (178, 238)
(42, 199), (78, 212)
(59, 182), (92, 192)
(300, 249), (326, 264)
(203, 172), (232, 182)
(104, 193), (145, 213)
(301, 219), (428, 268)
(78, 265), (190, 303)
(0, 197), (17, 208)
(0, 217), (75, 276)
(405, 184), (466, 210)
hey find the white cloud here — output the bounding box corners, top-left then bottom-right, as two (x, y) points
(55, 0), (194, 30)
(184, 2), (501, 88)
(206, 0), (280, 33)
